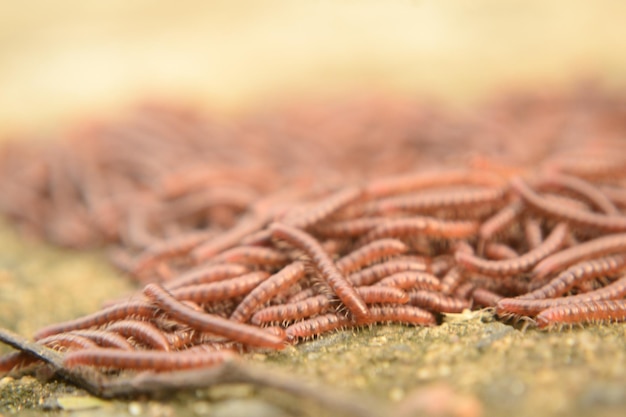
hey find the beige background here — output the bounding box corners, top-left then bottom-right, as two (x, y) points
(1, 0), (626, 134)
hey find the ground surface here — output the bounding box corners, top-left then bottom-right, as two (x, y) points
(2, 220), (626, 417)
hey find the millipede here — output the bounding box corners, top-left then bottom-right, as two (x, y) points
(2, 85), (626, 386)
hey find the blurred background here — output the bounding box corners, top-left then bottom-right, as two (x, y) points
(2, 0), (626, 135)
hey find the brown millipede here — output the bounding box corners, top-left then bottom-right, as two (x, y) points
(536, 172), (620, 215)
(408, 290), (470, 313)
(363, 169), (503, 199)
(143, 283), (285, 350)
(478, 200), (524, 242)
(348, 259), (428, 286)
(105, 320), (170, 351)
(360, 216), (480, 244)
(210, 246), (289, 268)
(250, 295), (332, 325)
(374, 271), (441, 291)
(523, 218), (543, 250)
(356, 286), (409, 305)
(511, 177), (626, 232)
(63, 347), (237, 371)
(439, 267), (464, 295)
(69, 329), (135, 350)
(34, 301), (159, 340)
(483, 242), (519, 260)
(536, 299), (626, 329)
(169, 271), (270, 303)
(131, 229), (214, 276)
(285, 313), (354, 341)
(37, 334), (99, 351)
(191, 213), (270, 263)
(336, 238), (408, 274)
(456, 222), (568, 276)
(471, 288), (503, 308)
(269, 222), (369, 320)
(362, 186), (506, 215)
(531, 233), (626, 281)
(164, 263), (249, 290)
(521, 254), (626, 300)
(283, 186), (363, 229)
(312, 217), (388, 238)
(362, 305), (436, 326)
(497, 275), (626, 318)
(230, 262), (306, 322)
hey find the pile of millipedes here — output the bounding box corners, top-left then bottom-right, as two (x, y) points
(2, 83), (626, 375)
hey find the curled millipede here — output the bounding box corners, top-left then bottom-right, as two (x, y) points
(312, 217), (388, 238)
